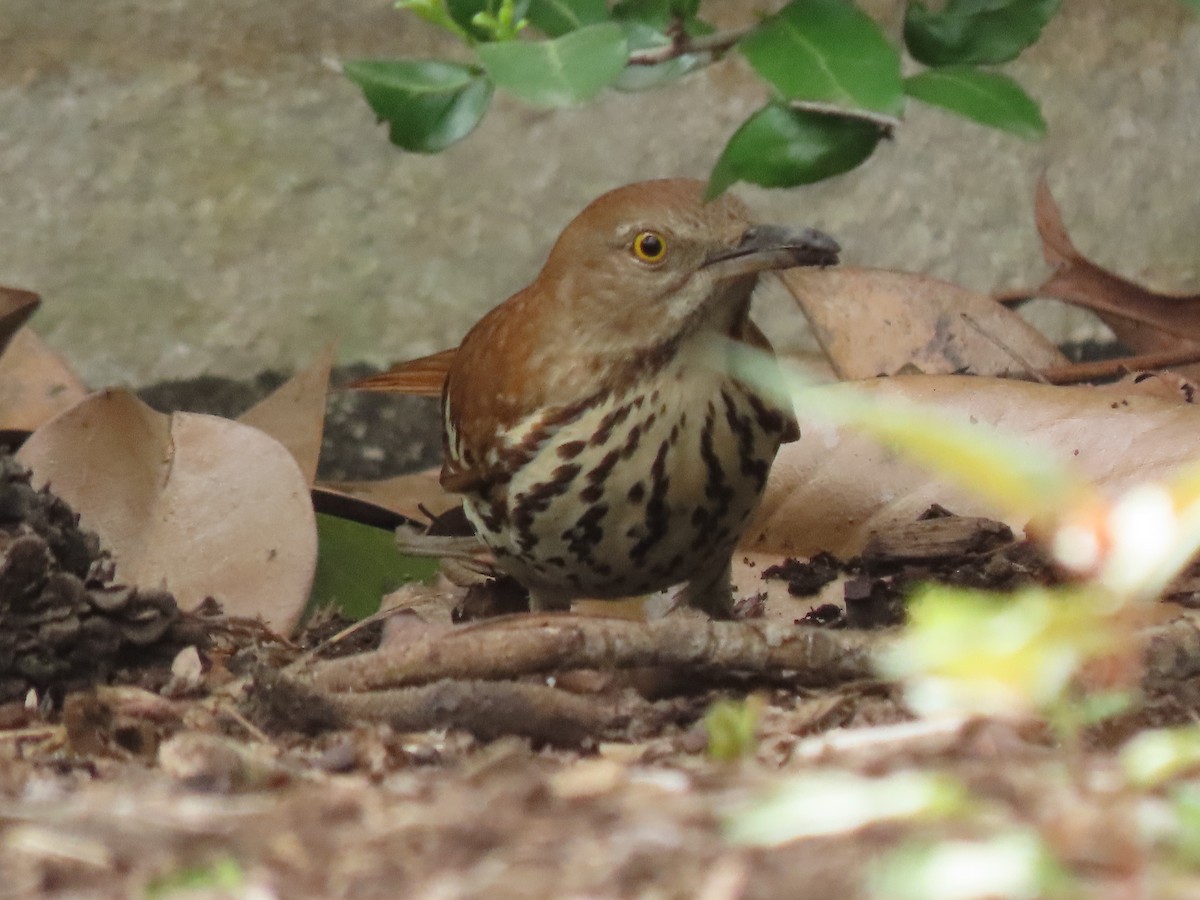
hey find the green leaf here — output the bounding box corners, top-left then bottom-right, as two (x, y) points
(877, 585), (1118, 717)
(1121, 726), (1200, 788)
(307, 513), (440, 621)
(476, 22), (628, 106)
(705, 697), (764, 761)
(343, 59), (493, 153)
(904, 66), (1044, 139)
(527, 0), (608, 36)
(147, 857), (245, 899)
(739, 0), (904, 115)
(707, 104), (882, 198)
(1180, 0), (1200, 12)
(870, 832), (1067, 900)
(727, 771), (968, 845)
(904, 0), (1062, 66)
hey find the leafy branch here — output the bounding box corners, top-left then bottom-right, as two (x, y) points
(625, 23), (751, 65)
(340, 0), (1197, 195)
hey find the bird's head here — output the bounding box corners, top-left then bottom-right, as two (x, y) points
(533, 178), (839, 352)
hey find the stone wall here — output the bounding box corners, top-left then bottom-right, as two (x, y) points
(1, 0), (1196, 384)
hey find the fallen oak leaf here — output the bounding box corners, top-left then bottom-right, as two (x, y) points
(0, 289), (86, 432)
(744, 373), (1200, 558)
(16, 389), (318, 632)
(238, 344), (335, 486)
(0, 328), (89, 431)
(1003, 178), (1200, 362)
(780, 267), (1067, 380)
(1100, 371), (1199, 405)
(0, 287), (41, 357)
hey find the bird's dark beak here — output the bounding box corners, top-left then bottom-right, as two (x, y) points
(702, 224), (840, 281)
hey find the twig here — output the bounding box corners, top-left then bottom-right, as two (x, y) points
(289, 595), (439, 671)
(218, 706), (273, 745)
(993, 287), (1038, 306)
(789, 100), (901, 135)
(627, 25), (754, 65)
(303, 614), (880, 693)
(252, 668), (666, 746)
(328, 680), (637, 746)
(1038, 346), (1200, 385)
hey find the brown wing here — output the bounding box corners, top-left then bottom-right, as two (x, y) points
(347, 348), (457, 397)
(343, 346), (493, 493)
(736, 319), (800, 443)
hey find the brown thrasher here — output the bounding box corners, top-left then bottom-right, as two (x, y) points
(357, 179), (838, 616)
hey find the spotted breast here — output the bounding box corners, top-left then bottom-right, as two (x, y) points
(454, 337), (795, 614)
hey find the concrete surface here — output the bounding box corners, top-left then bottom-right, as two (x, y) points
(1, 0), (1197, 385)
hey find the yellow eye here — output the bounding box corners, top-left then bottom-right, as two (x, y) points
(632, 230), (667, 263)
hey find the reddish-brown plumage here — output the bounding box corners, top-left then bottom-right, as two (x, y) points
(360, 179), (839, 615)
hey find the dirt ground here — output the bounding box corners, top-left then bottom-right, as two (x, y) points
(4, 377), (1200, 899)
(5, 603), (1200, 899)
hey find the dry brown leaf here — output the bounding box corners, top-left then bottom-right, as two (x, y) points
(744, 374), (1200, 559)
(1025, 179), (1200, 356)
(0, 328), (88, 430)
(1039, 346), (1200, 385)
(0, 288), (88, 431)
(319, 467), (459, 522)
(0, 287), (40, 356)
(16, 390), (317, 632)
(781, 267), (1067, 380)
(1095, 371), (1198, 405)
(238, 344), (335, 486)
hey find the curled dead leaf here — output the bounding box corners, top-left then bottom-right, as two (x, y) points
(0, 329), (88, 431)
(17, 390), (318, 632)
(1013, 179), (1200, 369)
(746, 374), (1200, 558)
(238, 344), (335, 486)
(0, 287), (40, 357)
(781, 267), (1067, 380)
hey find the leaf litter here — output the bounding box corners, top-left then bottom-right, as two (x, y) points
(7, 178), (1200, 897)
(16, 389), (319, 634)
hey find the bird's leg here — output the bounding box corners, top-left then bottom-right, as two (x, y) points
(674, 560), (736, 619)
